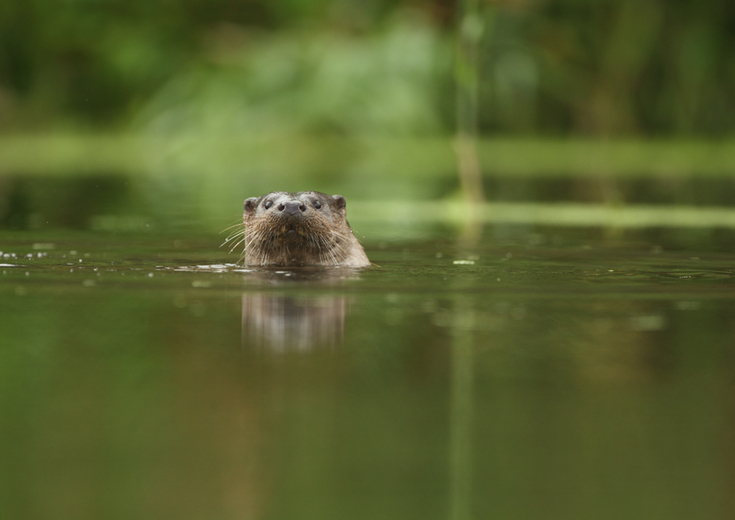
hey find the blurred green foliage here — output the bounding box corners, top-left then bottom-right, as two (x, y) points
(2, 0), (735, 230)
(1, 0), (734, 137)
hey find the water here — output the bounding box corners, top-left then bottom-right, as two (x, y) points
(1, 226), (734, 519)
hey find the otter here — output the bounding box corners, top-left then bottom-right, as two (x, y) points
(239, 191), (370, 267)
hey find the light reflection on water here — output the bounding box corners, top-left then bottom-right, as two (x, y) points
(0, 228), (734, 519)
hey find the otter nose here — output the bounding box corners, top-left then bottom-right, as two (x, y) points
(277, 201), (307, 216)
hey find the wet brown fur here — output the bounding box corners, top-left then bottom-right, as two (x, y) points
(229, 191), (369, 267)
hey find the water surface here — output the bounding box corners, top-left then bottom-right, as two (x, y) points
(1, 226), (734, 519)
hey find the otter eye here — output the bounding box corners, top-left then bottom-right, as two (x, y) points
(313, 200), (322, 210)
(264, 200), (273, 210)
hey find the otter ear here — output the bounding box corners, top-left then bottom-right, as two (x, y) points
(331, 195), (346, 214)
(244, 197), (258, 215)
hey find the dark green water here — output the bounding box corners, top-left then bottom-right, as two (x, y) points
(1, 226), (734, 520)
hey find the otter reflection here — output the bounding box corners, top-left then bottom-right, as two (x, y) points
(241, 268), (362, 351)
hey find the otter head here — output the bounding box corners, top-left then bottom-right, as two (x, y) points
(242, 191), (369, 267)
